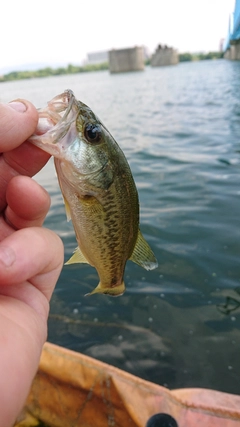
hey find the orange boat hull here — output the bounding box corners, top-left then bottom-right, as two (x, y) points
(17, 342), (240, 427)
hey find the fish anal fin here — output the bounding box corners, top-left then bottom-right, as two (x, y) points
(130, 229), (158, 271)
(65, 247), (90, 265)
(85, 281), (125, 297)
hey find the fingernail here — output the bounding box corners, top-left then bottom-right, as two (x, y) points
(9, 101), (27, 113)
(0, 246), (16, 267)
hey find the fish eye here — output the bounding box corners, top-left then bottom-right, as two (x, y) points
(84, 123), (101, 143)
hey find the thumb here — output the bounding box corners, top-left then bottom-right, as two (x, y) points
(0, 101), (38, 151)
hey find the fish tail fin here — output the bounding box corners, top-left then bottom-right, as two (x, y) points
(85, 281), (125, 297)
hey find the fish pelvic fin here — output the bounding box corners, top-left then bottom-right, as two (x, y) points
(130, 229), (158, 271)
(65, 247), (90, 265)
(63, 196), (71, 222)
(85, 281), (125, 297)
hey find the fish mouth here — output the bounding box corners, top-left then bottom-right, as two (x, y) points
(38, 89), (76, 129)
(28, 90), (79, 156)
(39, 90), (76, 127)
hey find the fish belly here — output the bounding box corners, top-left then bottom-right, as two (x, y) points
(58, 168), (139, 291)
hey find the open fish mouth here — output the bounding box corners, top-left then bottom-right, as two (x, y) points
(36, 90), (76, 134)
(29, 90), (79, 155)
(28, 90), (86, 161)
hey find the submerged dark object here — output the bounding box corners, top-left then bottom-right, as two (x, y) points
(146, 413), (178, 427)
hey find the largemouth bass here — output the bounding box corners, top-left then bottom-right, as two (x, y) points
(30, 90), (158, 296)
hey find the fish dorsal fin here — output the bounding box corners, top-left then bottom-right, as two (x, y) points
(130, 229), (158, 271)
(63, 196), (71, 222)
(65, 247), (90, 265)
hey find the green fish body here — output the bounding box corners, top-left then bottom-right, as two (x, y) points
(30, 90), (158, 295)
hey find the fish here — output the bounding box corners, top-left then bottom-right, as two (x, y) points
(29, 90), (158, 296)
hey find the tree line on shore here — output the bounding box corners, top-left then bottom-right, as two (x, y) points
(179, 51), (223, 62)
(0, 52), (224, 82)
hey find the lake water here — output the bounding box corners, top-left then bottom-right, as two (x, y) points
(1, 60), (240, 395)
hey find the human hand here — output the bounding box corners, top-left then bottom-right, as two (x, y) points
(0, 100), (64, 426)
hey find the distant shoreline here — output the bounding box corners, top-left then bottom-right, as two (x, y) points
(0, 52), (224, 83)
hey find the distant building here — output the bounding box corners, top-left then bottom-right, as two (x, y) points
(87, 51), (109, 64)
(219, 38), (225, 52)
(143, 46), (151, 60)
(108, 46), (145, 73)
(151, 45), (179, 67)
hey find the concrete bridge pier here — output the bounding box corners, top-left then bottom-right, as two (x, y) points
(108, 47), (144, 73)
(224, 40), (240, 60)
(151, 45), (178, 67)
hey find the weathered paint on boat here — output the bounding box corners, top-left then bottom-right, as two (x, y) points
(16, 342), (240, 427)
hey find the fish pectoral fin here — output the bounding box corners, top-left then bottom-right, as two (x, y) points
(65, 247), (90, 265)
(63, 196), (71, 222)
(85, 281), (125, 297)
(130, 229), (158, 271)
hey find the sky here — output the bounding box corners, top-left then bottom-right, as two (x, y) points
(0, 0), (235, 73)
